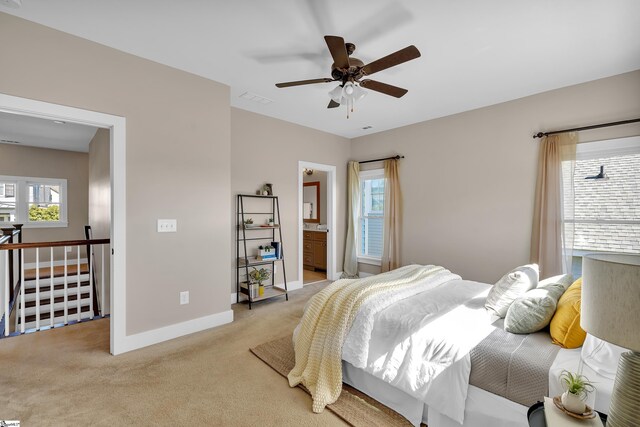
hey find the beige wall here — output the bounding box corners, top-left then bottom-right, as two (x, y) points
(88, 128), (111, 314)
(351, 70), (640, 283)
(0, 143), (88, 262)
(0, 13), (231, 335)
(231, 108), (350, 292)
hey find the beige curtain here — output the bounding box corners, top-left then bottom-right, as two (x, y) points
(341, 161), (360, 279)
(381, 159), (401, 272)
(530, 132), (577, 279)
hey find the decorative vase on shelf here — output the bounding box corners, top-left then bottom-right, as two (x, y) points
(561, 391), (586, 414)
(258, 284), (264, 296)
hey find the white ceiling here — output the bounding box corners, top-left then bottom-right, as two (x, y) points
(2, 0), (640, 139)
(0, 111), (99, 152)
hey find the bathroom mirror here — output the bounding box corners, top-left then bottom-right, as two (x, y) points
(303, 181), (320, 223)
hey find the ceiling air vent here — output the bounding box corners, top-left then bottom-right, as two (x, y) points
(239, 92), (273, 105)
(0, 139), (21, 144)
(0, 0), (22, 8)
(362, 126), (373, 130)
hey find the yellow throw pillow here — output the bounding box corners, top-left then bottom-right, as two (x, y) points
(550, 278), (586, 348)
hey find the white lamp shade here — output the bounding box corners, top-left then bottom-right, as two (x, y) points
(581, 253), (640, 352)
(328, 85), (343, 104)
(328, 82), (367, 106)
(352, 84), (367, 102)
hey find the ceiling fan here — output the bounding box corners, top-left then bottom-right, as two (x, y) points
(275, 35), (421, 117)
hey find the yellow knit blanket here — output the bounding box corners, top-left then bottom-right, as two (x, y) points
(288, 264), (445, 413)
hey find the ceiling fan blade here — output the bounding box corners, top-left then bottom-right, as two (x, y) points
(360, 79), (408, 98)
(361, 45), (421, 76)
(327, 100), (340, 108)
(275, 78), (333, 88)
(324, 35), (350, 69)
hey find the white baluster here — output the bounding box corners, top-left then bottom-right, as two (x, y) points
(20, 249), (25, 333)
(89, 244), (94, 320)
(50, 247), (54, 328)
(64, 249), (68, 325)
(35, 248), (40, 331)
(101, 245), (105, 317)
(76, 246), (81, 322)
(4, 250), (9, 337)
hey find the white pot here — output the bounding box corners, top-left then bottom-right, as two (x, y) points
(561, 391), (586, 414)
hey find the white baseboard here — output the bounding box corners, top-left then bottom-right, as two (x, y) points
(114, 309), (233, 355)
(287, 280), (303, 291)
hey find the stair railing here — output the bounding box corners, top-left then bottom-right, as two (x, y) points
(0, 237), (109, 337)
(0, 225), (22, 335)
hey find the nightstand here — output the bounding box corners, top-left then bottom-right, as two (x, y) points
(527, 402), (607, 426)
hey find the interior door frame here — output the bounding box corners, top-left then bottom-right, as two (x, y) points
(298, 161), (337, 284)
(0, 93), (126, 355)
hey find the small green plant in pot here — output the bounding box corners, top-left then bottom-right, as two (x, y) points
(559, 370), (595, 414)
(249, 267), (271, 297)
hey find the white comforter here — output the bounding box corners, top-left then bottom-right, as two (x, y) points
(342, 279), (497, 424)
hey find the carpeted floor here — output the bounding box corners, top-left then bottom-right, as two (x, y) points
(251, 336), (413, 427)
(0, 281), (349, 426)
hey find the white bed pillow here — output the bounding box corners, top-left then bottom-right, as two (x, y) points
(485, 264), (539, 318)
(581, 334), (628, 380)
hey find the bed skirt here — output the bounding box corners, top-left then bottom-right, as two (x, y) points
(342, 360), (528, 427)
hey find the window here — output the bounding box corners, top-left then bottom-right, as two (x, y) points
(563, 136), (640, 277)
(0, 181), (17, 223)
(0, 175), (68, 228)
(358, 169), (385, 264)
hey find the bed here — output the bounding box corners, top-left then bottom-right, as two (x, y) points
(291, 265), (615, 427)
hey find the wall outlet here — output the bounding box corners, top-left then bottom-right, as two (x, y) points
(180, 291), (189, 305)
(157, 219), (177, 233)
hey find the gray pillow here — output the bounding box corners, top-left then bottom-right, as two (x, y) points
(485, 264), (539, 318)
(504, 277), (571, 334)
(538, 273), (574, 291)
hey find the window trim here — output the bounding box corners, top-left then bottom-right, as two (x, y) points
(0, 175), (68, 228)
(576, 135), (640, 160)
(357, 168), (385, 264)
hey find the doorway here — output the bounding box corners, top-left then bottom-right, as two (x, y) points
(0, 93), (126, 355)
(298, 161), (336, 286)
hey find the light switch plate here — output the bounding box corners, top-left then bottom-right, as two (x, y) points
(157, 219), (177, 233)
(180, 291), (189, 305)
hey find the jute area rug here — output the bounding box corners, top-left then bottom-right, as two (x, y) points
(250, 335), (418, 427)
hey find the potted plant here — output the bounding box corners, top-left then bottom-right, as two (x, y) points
(559, 370), (595, 414)
(249, 267), (271, 297)
(243, 218), (253, 228)
(268, 218), (275, 226)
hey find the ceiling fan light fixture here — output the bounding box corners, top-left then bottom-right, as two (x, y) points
(352, 84), (367, 102)
(329, 85), (343, 104)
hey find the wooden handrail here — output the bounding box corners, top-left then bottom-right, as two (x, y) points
(0, 238), (110, 250)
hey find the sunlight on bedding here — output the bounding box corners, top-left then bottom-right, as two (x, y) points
(344, 281), (496, 424)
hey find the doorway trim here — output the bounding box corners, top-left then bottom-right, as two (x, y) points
(298, 161), (337, 285)
(0, 93), (126, 355)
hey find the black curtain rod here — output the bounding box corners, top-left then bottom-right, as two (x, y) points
(359, 155), (405, 164)
(533, 118), (640, 139)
